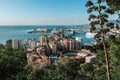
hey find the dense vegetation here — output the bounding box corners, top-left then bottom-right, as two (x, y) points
(0, 47), (27, 80)
(0, 36), (120, 80)
(106, 0), (120, 11)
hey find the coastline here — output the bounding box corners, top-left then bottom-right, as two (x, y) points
(0, 25), (94, 45)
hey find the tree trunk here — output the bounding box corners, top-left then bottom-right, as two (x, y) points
(98, 2), (111, 80)
(103, 40), (110, 80)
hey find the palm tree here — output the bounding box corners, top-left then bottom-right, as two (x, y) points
(85, 0), (114, 80)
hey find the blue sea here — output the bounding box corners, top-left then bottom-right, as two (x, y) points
(0, 26), (95, 44)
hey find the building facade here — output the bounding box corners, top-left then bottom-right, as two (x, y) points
(13, 39), (23, 49)
(40, 35), (48, 46)
(27, 38), (36, 48)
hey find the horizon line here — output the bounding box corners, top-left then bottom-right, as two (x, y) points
(0, 24), (89, 26)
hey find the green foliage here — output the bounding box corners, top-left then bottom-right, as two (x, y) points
(0, 47), (27, 80)
(94, 37), (120, 80)
(94, 50), (107, 80)
(107, 37), (120, 80)
(106, 0), (120, 11)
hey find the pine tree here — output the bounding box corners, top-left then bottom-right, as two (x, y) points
(85, 0), (115, 80)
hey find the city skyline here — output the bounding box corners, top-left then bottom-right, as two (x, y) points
(0, 0), (117, 25)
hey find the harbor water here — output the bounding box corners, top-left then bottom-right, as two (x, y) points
(0, 26), (95, 44)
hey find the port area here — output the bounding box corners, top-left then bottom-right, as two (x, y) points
(28, 28), (89, 34)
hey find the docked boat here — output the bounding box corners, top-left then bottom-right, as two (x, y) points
(28, 28), (48, 33)
(86, 32), (96, 38)
(37, 28), (48, 32)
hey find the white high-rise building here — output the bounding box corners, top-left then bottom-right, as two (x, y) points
(13, 39), (23, 49)
(27, 38), (36, 48)
(76, 37), (82, 42)
(75, 37), (82, 49)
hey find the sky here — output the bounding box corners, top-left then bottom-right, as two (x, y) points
(0, 0), (118, 25)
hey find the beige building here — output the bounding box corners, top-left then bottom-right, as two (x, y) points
(40, 35), (48, 46)
(69, 39), (75, 51)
